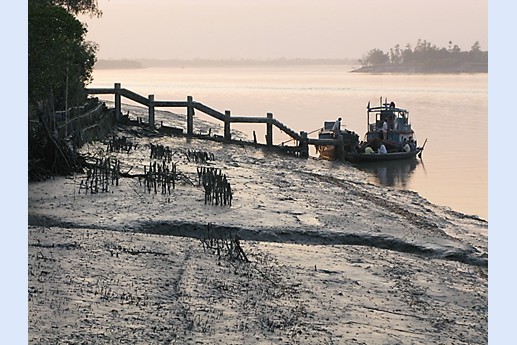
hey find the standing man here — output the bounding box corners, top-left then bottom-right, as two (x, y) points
(332, 117), (342, 138)
(382, 119), (388, 140)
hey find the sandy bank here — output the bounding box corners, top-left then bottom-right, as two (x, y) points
(28, 111), (488, 344)
(29, 225), (487, 344)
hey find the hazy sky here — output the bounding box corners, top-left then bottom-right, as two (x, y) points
(82, 0), (487, 60)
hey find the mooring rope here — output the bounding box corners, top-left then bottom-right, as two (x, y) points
(280, 127), (322, 145)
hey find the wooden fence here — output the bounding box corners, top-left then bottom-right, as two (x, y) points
(87, 83), (342, 157)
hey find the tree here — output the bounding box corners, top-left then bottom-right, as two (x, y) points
(401, 43), (413, 63)
(469, 41), (487, 63)
(360, 40), (487, 69)
(30, 0), (101, 16)
(360, 48), (389, 66)
(28, 0), (101, 179)
(389, 44), (402, 64)
(28, 0), (98, 112)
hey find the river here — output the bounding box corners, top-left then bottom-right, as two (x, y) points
(89, 65), (488, 220)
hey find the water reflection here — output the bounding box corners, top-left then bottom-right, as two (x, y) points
(351, 158), (420, 188)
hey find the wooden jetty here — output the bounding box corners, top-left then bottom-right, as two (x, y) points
(87, 83), (344, 158)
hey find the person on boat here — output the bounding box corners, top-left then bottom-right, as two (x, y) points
(401, 138), (411, 152)
(382, 120), (388, 140)
(332, 117), (342, 138)
(378, 143), (387, 154)
(364, 146), (374, 154)
(390, 101), (396, 109)
(389, 115), (395, 130)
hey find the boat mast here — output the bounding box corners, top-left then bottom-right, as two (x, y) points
(366, 101), (370, 134)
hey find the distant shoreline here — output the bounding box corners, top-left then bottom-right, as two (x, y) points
(351, 63), (488, 74)
(94, 59), (487, 74)
(94, 58), (360, 70)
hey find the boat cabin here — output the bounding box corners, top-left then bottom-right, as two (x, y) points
(319, 121), (359, 145)
(365, 100), (415, 145)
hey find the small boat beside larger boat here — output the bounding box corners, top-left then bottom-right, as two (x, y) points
(317, 98), (425, 162)
(316, 120), (360, 160)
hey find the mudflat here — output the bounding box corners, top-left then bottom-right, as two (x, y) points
(28, 123), (487, 344)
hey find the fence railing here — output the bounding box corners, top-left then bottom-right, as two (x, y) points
(87, 83), (342, 156)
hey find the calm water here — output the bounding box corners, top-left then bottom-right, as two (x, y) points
(90, 66), (488, 220)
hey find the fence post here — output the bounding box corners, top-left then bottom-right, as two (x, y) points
(148, 94), (155, 128)
(300, 131), (309, 158)
(187, 96), (194, 136)
(114, 83), (121, 121)
(224, 110), (231, 141)
(266, 113), (273, 146)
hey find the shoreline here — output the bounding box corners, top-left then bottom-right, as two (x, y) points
(28, 120), (488, 343)
(351, 63), (488, 74)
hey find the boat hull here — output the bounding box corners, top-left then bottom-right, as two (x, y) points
(317, 145), (335, 160)
(344, 149), (421, 162)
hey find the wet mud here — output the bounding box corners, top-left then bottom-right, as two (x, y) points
(28, 107), (488, 344)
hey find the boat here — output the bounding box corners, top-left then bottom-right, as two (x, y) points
(316, 121), (360, 160)
(317, 98), (425, 162)
(345, 148), (422, 162)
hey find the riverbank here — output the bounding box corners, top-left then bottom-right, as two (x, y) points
(351, 63), (488, 74)
(28, 114), (488, 344)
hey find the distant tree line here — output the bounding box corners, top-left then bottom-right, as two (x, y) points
(95, 57), (360, 69)
(28, 0), (100, 114)
(359, 40), (488, 69)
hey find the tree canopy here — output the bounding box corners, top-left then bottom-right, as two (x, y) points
(30, 0), (101, 16)
(359, 40), (488, 70)
(28, 0), (99, 112)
